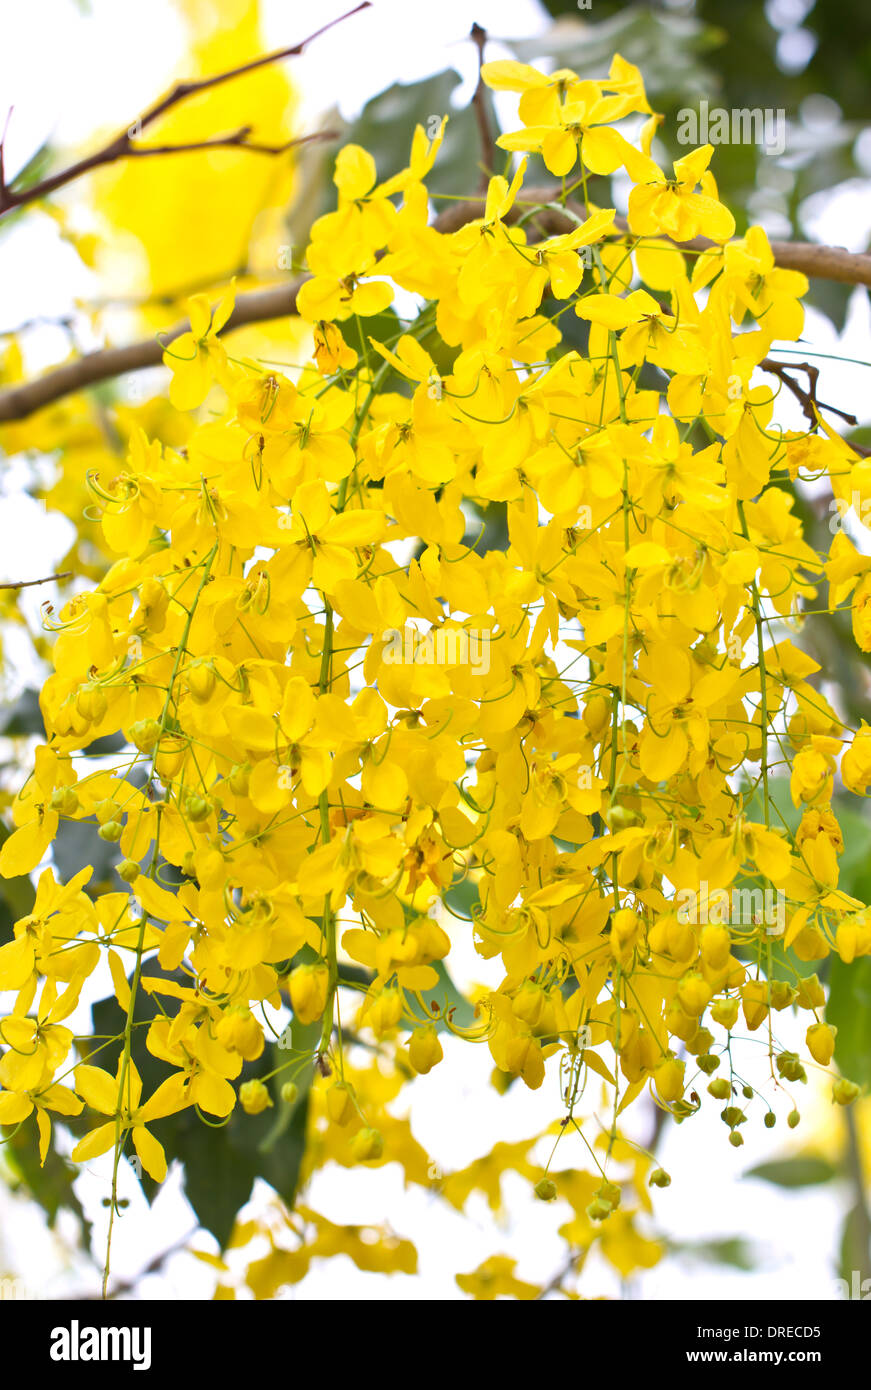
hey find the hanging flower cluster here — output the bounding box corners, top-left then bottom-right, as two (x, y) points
(1, 52), (868, 1290)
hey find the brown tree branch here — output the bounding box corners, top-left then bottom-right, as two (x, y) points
(0, 108), (12, 195)
(0, 281), (306, 422)
(120, 127), (338, 161)
(0, 3), (368, 214)
(437, 192), (871, 287)
(0, 571), (71, 589)
(469, 24), (497, 192)
(2, 188), (871, 426)
(760, 357), (858, 430)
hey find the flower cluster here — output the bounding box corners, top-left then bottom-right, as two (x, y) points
(1, 52), (867, 1290)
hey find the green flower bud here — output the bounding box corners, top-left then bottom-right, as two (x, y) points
(534, 1178), (557, 1202)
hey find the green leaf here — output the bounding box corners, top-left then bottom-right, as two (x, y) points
(0, 824), (36, 944)
(827, 954), (871, 1087)
(343, 70), (483, 198)
(178, 1031), (314, 1249)
(745, 1156), (838, 1188)
(0, 689), (44, 737)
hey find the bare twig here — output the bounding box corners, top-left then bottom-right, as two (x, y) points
(0, 280), (306, 422)
(0, 108), (12, 196)
(120, 127), (338, 161)
(435, 191), (871, 288)
(0, 3), (368, 215)
(761, 357), (858, 429)
(3, 188), (871, 426)
(469, 24), (497, 191)
(0, 571), (71, 589)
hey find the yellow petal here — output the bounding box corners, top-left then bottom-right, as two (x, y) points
(74, 1064), (119, 1115)
(71, 1122), (118, 1163)
(132, 1125), (167, 1183)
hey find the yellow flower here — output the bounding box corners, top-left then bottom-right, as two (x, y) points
(628, 144), (735, 243)
(72, 1059), (188, 1182)
(0, 1083), (82, 1164)
(163, 282), (236, 411)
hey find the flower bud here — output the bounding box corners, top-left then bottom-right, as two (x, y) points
(708, 1077), (731, 1099)
(610, 908), (641, 963)
(130, 718), (161, 753)
(326, 1081), (356, 1126)
(512, 981), (546, 1028)
(216, 1007), (264, 1061)
(50, 786), (79, 815)
(700, 923), (731, 970)
(795, 974), (825, 1010)
(350, 1126), (384, 1163)
(582, 695), (610, 737)
(833, 1078), (859, 1106)
(769, 981), (796, 1011)
(711, 997), (740, 1029)
(741, 980), (769, 1031)
(185, 795), (210, 823)
(229, 761), (252, 796)
(534, 1178), (557, 1202)
(649, 1168), (671, 1188)
(654, 1055), (685, 1103)
(281, 1081), (299, 1105)
(367, 985), (403, 1036)
(806, 1022), (836, 1066)
(154, 736), (186, 780)
(678, 973), (712, 1017)
(118, 858), (140, 883)
(289, 962), (329, 1025)
(187, 660), (216, 702)
(604, 804), (641, 831)
(239, 1079), (272, 1115)
(720, 1107), (746, 1128)
(597, 1179), (621, 1210)
(666, 915), (695, 963)
(586, 1197), (612, 1222)
(408, 1025), (443, 1075)
(75, 684), (107, 723)
(98, 820), (123, 842)
(687, 1026), (714, 1057)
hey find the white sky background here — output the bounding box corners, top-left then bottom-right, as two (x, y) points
(0, 0), (869, 1301)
